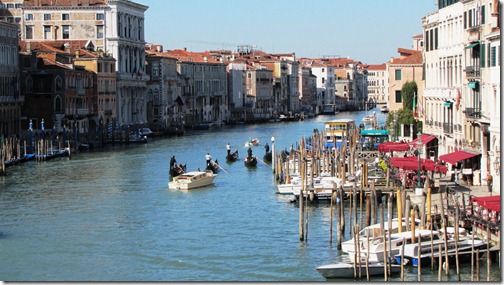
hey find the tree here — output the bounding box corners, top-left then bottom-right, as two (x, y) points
(401, 81), (417, 110)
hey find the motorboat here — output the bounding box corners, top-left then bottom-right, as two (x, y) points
(316, 262), (401, 279)
(168, 170), (217, 190)
(394, 229), (486, 267)
(362, 115), (375, 123)
(346, 229), (440, 263)
(138, 127), (154, 137)
(244, 138), (260, 147)
(341, 218), (421, 253)
(380, 106), (389, 113)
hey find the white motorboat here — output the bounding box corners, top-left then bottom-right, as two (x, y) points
(168, 171), (217, 190)
(380, 106), (389, 113)
(244, 138), (260, 147)
(394, 228), (486, 267)
(346, 229), (440, 263)
(341, 218), (421, 253)
(362, 115), (375, 123)
(316, 262), (401, 279)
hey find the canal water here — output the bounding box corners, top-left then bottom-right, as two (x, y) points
(0, 108), (499, 281)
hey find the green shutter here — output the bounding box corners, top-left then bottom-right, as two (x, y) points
(481, 43), (485, 68)
(487, 43), (491, 66)
(481, 5), (485, 24)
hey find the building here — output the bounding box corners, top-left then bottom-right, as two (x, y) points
(422, 0), (500, 191)
(21, 0), (149, 130)
(363, 64), (388, 105)
(0, 20), (21, 137)
(387, 48), (423, 113)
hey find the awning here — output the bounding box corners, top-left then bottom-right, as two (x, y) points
(377, 142), (410, 153)
(410, 134), (437, 148)
(444, 101), (453, 107)
(468, 81), (479, 89)
(389, 157), (448, 173)
(439, 150), (480, 165)
(471, 195), (500, 213)
(361, 129), (389, 137)
(465, 42), (479, 49)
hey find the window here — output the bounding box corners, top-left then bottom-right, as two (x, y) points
(25, 14), (33, 21)
(395, 69), (402, 80)
(62, 13), (69, 20)
(481, 5), (485, 24)
(96, 25), (104, 39)
(26, 77), (33, 92)
(152, 62), (159, 76)
(6, 3), (14, 8)
(55, 77), (62, 92)
(62, 25), (70, 39)
(44, 26), (51, 39)
(25, 25), (34, 39)
(395, 90), (402, 103)
(15, 3), (22, 8)
(15, 17), (20, 23)
(44, 14), (51, 20)
(96, 13), (104, 20)
(491, 46), (497, 67)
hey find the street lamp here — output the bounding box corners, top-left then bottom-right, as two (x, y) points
(271, 136), (276, 174)
(416, 132), (423, 189)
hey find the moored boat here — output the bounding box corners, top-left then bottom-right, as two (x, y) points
(380, 106), (389, 113)
(168, 170), (217, 190)
(394, 233), (487, 267)
(316, 262), (401, 279)
(346, 229), (441, 263)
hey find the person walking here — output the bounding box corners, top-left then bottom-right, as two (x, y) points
(487, 172), (493, 193)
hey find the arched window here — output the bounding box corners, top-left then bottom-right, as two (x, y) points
(26, 76), (33, 92)
(55, 76), (62, 92)
(54, 95), (62, 112)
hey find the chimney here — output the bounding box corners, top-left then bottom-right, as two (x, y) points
(156, 45), (163, 52)
(183, 47), (187, 51)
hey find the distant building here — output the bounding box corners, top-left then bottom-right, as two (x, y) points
(363, 64), (388, 105)
(387, 48), (423, 113)
(0, 20), (21, 137)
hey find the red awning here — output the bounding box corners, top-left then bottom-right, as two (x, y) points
(471, 196), (500, 213)
(410, 134), (437, 148)
(389, 156), (448, 173)
(378, 142), (411, 153)
(439, 150), (480, 165)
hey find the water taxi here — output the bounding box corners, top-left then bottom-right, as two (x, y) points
(324, 119), (356, 147)
(168, 171), (217, 190)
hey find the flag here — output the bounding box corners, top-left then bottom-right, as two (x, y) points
(412, 93), (417, 118)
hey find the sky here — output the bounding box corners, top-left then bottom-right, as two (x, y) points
(139, 0), (437, 64)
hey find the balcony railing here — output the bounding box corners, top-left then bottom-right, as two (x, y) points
(465, 66), (481, 78)
(464, 107), (481, 119)
(76, 108), (89, 115)
(443, 122), (453, 134)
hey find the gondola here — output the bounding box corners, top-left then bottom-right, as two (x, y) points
(169, 163), (186, 177)
(226, 150), (239, 162)
(263, 151), (272, 163)
(205, 159), (219, 174)
(244, 156), (258, 167)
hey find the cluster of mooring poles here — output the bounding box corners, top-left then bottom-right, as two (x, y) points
(271, 130), (498, 281)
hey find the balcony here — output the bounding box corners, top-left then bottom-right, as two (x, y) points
(443, 122), (453, 134)
(464, 107), (481, 119)
(104, 110), (113, 116)
(76, 108), (89, 115)
(464, 66), (480, 78)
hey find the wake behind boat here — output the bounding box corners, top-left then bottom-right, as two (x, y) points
(168, 171), (217, 190)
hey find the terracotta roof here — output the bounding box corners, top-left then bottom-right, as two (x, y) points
(363, 63), (387, 70)
(163, 49), (222, 64)
(389, 48), (422, 65)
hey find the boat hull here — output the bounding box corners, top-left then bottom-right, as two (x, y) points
(316, 262), (400, 279)
(168, 171), (217, 190)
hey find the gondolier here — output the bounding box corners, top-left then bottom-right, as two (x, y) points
(226, 143), (231, 155)
(264, 143), (270, 153)
(247, 148), (253, 158)
(205, 153), (212, 166)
